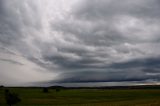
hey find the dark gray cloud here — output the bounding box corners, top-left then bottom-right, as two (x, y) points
(73, 0), (160, 20)
(109, 57), (160, 69)
(0, 0), (160, 86)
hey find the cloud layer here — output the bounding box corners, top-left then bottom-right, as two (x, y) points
(0, 0), (160, 86)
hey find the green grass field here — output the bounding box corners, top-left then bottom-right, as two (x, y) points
(0, 87), (160, 106)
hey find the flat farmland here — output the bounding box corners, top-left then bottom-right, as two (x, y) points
(0, 87), (160, 106)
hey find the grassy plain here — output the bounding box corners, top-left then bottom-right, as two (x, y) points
(0, 87), (160, 106)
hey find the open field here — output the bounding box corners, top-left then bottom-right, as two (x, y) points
(0, 87), (160, 106)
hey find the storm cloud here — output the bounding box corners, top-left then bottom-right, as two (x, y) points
(0, 0), (160, 86)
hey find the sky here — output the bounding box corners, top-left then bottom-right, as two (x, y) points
(0, 0), (160, 86)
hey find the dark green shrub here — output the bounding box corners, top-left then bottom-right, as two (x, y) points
(56, 88), (60, 92)
(5, 89), (21, 106)
(43, 87), (49, 93)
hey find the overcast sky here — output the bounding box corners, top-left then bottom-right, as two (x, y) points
(0, 0), (160, 86)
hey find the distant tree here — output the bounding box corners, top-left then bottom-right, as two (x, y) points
(56, 88), (60, 92)
(49, 86), (66, 92)
(43, 87), (49, 93)
(0, 85), (4, 88)
(5, 89), (21, 106)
